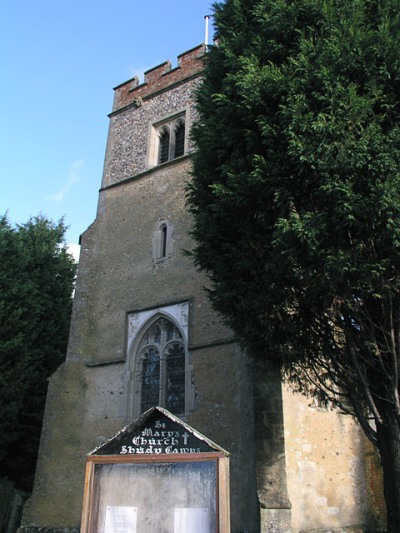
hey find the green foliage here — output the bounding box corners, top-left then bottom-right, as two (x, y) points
(188, 0), (400, 526)
(189, 0), (400, 440)
(0, 214), (76, 491)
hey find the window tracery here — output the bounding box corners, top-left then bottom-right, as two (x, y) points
(136, 317), (186, 416)
(121, 303), (194, 420)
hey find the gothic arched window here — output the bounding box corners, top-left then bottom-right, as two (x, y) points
(122, 303), (194, 420)
(137, 317), (185, 415)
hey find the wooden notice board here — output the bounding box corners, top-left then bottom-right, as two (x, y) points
(81, 407), (230, 533)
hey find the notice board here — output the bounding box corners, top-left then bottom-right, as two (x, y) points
(81, 407), (230, 533)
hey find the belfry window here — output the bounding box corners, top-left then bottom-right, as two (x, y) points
(138, 317), (185, 415)
(149, 113), (187, 167)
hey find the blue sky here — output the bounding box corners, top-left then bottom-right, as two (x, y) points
(1, 0), (214, 257)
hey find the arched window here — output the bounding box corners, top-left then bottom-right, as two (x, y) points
(121, 302), (194, 421)
(137, 317), (185, 415)
(152, 220), (173, 262)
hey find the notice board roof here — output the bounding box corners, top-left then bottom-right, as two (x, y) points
(88, 407), (230, 457)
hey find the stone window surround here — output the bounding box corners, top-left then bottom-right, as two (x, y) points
(152, 219), (174, 263)
(146, 107), (190, 168)
(120, 301), (195, 420)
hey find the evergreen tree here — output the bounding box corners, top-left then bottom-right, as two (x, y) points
(187, 0), (400, 529)
(0, 215), (76, 492)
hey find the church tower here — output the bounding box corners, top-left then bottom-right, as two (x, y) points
(21, 44), (260, 533)
(21, 44), (384, 533)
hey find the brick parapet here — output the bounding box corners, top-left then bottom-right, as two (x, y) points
(112, 44), (205, 113)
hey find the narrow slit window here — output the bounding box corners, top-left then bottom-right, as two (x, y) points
(153, 221), (173, 262)
(161, 225), (167, 258)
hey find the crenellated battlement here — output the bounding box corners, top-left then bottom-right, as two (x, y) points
(112, 44), (205, 113)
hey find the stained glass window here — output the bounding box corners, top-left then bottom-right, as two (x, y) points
(141, 347), (160, 412)
(138, 318), (185, 415)
(165, 343), (185, 414)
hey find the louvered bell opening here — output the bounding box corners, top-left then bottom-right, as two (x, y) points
(174, 122), (185, 158)
(159, 129), (170, 164)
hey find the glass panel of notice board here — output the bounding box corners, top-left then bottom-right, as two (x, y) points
(91, 460), (217, 533)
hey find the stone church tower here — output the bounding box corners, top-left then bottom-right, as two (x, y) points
(21, 44), (384, 533)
